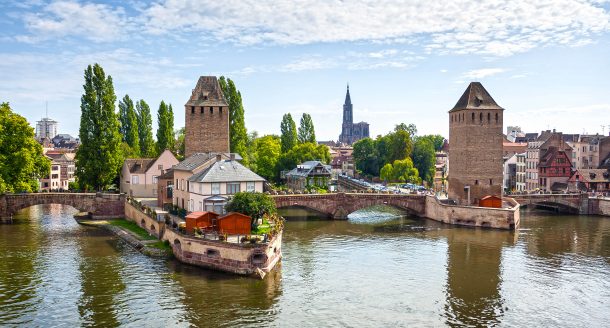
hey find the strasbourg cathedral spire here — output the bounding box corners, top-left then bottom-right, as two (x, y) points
(338, 84), (369, 145)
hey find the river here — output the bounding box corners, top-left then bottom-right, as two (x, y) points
(0, 204), (608, 327)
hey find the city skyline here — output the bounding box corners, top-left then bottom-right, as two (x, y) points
(1, 0), (610, 140)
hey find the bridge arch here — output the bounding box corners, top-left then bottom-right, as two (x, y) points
(0, 193), (125, 220)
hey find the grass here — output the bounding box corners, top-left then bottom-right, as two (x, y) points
(252, 218), (271, 235)
(147, 240), (172, 251)
(108, 219), (157, 241)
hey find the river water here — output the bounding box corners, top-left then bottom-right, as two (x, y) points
(0, 204), (608, 327)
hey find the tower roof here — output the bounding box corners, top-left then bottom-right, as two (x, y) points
(344, 84), (352, 105)
(185, 76), (228, 107)
(449, 82), (504, 112)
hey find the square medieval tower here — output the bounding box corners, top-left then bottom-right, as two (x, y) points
(184, 76), (230, 157)
(448, 82), (504, 205)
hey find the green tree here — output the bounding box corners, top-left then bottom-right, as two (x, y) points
(412, 137), (436, 185)
(0, 102), (51, 192)
(280, 113), (298, 153)
(420, 134), (445, 151)
(136, 100), (155, 157)
(118, 94), (139, 156)
(219, 77), (248, 162)
(297, 113), (316, 143)
(174, 127), (185, 160)
(276, 142), (330, 179)
(386, 129), (413, 164)
(380, 163), (393, 183)
(353, 137), (379, 176)
(225, 192), (277, 226)
(252, 135), (281, 181)
(156, 100), (174, 154)
(391, 158), (420, 183)
(75, 64), (123, 191)
(395, 123), (418, 137)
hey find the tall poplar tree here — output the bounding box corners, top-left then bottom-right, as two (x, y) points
(136, 99), (155, 157)
(118, 94), (139, 155)
(298, 113), (316, 144)
(156, 100), (174, 153)
(280, 113), (298, 153)
(75, 64), (122, 191)
(219, 76), (248, 162)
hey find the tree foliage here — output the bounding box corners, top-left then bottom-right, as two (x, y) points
(118, 94), (139, 156)
(380, 158), (420, 183)
(0, 102), (51, 192)
(280, 113), (297, 153)
(75, 64), (123, 191)
(251, 135), (281, 181)
(219, 76), (248, 164)
(412, 137), (436, 185)
(297, 113), (316, 144)
(419, 134), (445, 151)
(353, 137), (379, 176)
(136, 100), (155, 157)
(174, 127), (185, 160)
(276, 142), (330, 179)
(156, 100), (175, 154)
(225, 192), (277, 225)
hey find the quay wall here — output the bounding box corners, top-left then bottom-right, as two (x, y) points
(588, 198), (610, 216)
(124, 201), (164, 238)
(424, 196), (520, 230)
(164, 229), (282, 276)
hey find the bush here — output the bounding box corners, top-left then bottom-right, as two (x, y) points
(225, 192), (277, 225)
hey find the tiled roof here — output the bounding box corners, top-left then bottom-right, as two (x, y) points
(574, 169), (610, 183)
(188, 159), (265, 183)
(285, 161), (332, 178)
(185, 76), (228, 107)
(158, 169), (174, 179)
(124, 158), (155, 174)
(449, 82), (503, 112)
(173, 153), (242, 172)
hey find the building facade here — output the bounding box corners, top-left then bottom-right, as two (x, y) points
(35, 117), (58, 140)
(184, 76), (230, 157)
(120, 149), (179, 198)
(40, 152), (75, 191)
(338, 85), (369, 145)
(448, 82), (504, 205)
(515, 152), (526, 192)
(285, 161), (332, 191)
(538, 146), (572, 192)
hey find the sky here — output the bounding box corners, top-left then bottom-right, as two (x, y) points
(1, 0), (610, 141)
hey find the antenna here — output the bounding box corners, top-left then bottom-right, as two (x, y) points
(45, 101), (48, 118)
(602, 125), (606, 136)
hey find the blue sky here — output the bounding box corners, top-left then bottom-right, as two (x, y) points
(1, 0), (610, 141)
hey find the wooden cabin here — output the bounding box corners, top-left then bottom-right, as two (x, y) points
(217, 212), (252, 235)
(478, 195), (502, 208)
(185, 211), (220, 234)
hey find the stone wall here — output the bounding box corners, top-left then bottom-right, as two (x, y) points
(124, 201), (164, 238)
(588, 197), (610, 216)
(185, 105), (230, 157)
(424, 196), (519, 230)
(0, 193), (125, 219)
(163, 229), (282, 276)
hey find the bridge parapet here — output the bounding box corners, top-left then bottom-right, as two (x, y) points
(0, 193), (125, 219)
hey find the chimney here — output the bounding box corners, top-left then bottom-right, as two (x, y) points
(216, 154), (222, 162)
(230, 153), (236, 161)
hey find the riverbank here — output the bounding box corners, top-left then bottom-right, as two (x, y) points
(76, 218), (173, 258)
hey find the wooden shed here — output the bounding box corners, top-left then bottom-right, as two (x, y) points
(217, 212), (252, 235)
(185, 211), (219, 234)
(478, 195), (502, 208)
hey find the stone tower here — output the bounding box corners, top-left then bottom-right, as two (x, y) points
(184, 76), (230, 157)
(448, 82), (504, 205)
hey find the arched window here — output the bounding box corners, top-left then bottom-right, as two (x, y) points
(479, 112), (483, 122)
(495, 112), (498, 123)
(471, 112), (475, 122)
(487, 112), (490, 123)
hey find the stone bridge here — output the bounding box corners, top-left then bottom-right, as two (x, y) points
(0, 193), (126, 220)
(511, 193), (589, 214)
(272, 193), (427, 219)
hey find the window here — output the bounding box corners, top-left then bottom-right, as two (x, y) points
(201, 107), (204, 113)
(487, 112), (490, 123)
(152, 176), (158, 184)
(158, 164), (163, 170)
(475, 180), (479, 185)
(211, 183), (220, 195)
(210, 107), (214, 114)
(132, 175), (139, 184)
(472, 112), (475, 122)
(191, 107), (195, 114)
(495, 113), (498, 123)
(198, 183), (202, 194)
(489, 179), (492, 185)
(199, 201), (203, 211)
(227, 182), (240, 194)
(181, 179), (185, 190)
(247, 182), (255, 192)
(479, 112), (483, 122)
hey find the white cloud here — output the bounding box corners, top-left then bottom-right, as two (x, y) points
(462, 68), (507, 79)
(18, 0), (131, 42)
(140, 0), (610, 56)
